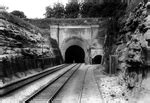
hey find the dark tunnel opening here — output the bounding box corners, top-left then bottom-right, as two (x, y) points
(65, 45), (85, 63)
(92, 55), (102, 64)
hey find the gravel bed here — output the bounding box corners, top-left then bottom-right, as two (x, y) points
(100, 76), (129, 103)
(93, 66), (147, 103)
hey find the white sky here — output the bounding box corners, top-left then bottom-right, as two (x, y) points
(0, 0), (68, 18)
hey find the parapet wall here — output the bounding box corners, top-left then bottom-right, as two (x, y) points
(25, 18), (106, 29)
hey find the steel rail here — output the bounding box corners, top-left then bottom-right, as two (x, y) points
(0, 64), (71, 96)
(24, 64), (81, 103)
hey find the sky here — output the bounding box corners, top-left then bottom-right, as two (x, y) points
(0, 0), (68, 18)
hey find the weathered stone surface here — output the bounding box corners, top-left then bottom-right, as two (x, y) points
(110, 2), (150, 102)
(0, 11), (60, 59)
(0, 11), (63, 85)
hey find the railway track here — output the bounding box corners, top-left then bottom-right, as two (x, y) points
(23, 64), (81, 103)
(0, 64), (72, 96)
(52, 64), (88, 103)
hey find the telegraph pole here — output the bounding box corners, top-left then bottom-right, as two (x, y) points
(57, 24), (60, 47)
(90, 24), (93, 64)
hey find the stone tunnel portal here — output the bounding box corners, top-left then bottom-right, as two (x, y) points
(65, 45), (85, 63)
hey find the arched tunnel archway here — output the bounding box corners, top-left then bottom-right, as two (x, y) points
(65, 45), (85, 63)
(92, 55), (102, 64)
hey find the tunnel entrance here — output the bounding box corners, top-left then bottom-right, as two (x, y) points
(92, 55), (102, 64)
(65, 45), (85, 63)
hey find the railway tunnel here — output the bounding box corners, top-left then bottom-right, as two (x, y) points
(65, 45), (85, 63)
(92, 55), (102, 64)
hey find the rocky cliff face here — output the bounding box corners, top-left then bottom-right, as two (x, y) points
(113, 2), (150, 100)
(98, 2), (150, 102)
(0, 11), (63, 83)
(0, 11), (56, 59)
(117, 2), (148, 73)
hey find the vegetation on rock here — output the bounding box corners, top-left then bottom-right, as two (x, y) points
(10, 10), (26, 18)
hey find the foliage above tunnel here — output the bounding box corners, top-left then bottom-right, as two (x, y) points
(10, 10), (27, 18)
(65, 2), (80, 18)
(81, 1), (127, 18)
(44, 1), (127, 19)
